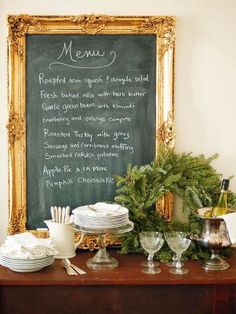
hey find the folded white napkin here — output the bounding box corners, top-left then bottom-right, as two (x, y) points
(91, 202), (121, 211)
(0, 232), (59, 259)
(219, 212), (236, 244)
(88, 202), (122, 216)
(5, 232), (41, 249)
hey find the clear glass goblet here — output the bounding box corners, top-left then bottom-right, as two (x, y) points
(139, 231), (164, 274)
(164, 231), (191, 275)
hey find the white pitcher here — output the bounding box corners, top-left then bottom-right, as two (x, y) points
(44, 220), (84, 259)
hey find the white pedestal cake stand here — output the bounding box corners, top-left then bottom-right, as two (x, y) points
(73, 222), (134, 270)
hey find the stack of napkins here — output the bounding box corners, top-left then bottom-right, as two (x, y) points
(0, 232), (59, 259)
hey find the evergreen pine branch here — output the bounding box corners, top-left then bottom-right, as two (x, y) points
(114, 146), (236, 260)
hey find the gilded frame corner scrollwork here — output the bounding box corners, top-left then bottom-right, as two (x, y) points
(7, 14), (175, 246)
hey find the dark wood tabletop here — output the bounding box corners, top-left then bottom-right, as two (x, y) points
(1, 249), (236, 314)
(1, 248), (236, 286)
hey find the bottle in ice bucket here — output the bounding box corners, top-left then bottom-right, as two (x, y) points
(211, 179), (230, 217)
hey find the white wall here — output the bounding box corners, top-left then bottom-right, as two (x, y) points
(1, 0), (236, 243)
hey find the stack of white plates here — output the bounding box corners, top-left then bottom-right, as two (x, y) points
(0, 253), (54, 272)
(73, 203), (130, 229)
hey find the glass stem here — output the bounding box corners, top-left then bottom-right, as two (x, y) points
(98, 234), (107, 249)
(148, 253), (154, 268)
(176, 253), (182, 270)
(172, 253), (177, 262)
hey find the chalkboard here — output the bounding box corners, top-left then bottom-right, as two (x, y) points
(8, 15), (175, 237)
(26, 34), (156, 229)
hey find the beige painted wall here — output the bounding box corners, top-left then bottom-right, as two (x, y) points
(0, 0), (236, 243)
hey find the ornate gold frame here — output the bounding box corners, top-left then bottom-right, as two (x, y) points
(7, 15), (175, 249)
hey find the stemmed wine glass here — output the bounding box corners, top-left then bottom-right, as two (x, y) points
(139, 231), (164, 274)
(164, 231), (191, 275)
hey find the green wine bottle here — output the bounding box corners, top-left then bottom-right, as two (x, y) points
(211, 179), (230, 217)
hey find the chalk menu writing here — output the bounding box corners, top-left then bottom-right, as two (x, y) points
(26, 34), (156, 229)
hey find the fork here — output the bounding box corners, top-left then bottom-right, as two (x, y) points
(65, 258), (86, 275)
(62, 259), (78, 275)
(63, 258), (86, 275)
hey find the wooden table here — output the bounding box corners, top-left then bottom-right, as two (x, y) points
(0, 249), (236, 314)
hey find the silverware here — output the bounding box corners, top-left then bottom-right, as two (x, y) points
(88, 205), (97, 212)
(65, 206), (70, 223)
(50, 206), (55, 222)
(62, 259), (78, 276)
(50, 206), (71, 224)
(61, 207), (66, 224)
(64, 258), (86, 275)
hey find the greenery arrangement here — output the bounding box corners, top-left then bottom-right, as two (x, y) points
(114, 147), (236, 262)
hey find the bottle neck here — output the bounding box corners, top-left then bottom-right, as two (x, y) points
(220, 189), (228, 193)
